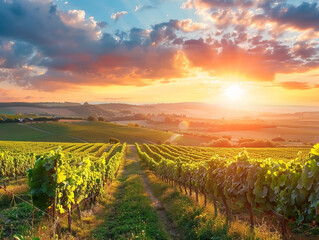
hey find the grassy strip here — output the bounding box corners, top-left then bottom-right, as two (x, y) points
(144, 169), (282, 240)
(92, 158), (169, 240)
(0, 179), (42, 239)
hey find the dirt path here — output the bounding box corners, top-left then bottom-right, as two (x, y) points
(128, 145), (182, 240)
(21, 123), (88, 143)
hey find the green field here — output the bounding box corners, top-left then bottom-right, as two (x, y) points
(0, 121), (175, 144)
(30, 121), (175, 143)
(0, 123), (82, 142)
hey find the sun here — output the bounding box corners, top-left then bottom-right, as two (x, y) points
(223, 85), (244, 101)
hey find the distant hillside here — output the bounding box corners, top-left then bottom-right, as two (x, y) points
(98, 102), (258, 118)
(0, 102), (318, 119)
(0, 102), (115, 118)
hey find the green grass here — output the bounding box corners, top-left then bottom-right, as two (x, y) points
(143, 169), (282, 240)
(145, 171), (232, 240)
(0, 202), (42, 239)
(29, 121), (174, 144)
(92, 158), (169, 240)
(0, 124), (52, 141)
(0, 113), (40, 120)
(1, 120), (174, 143)
(0, 179), (41, 239)
(173, 135), (206, 146)
(0, 123), (81, 142)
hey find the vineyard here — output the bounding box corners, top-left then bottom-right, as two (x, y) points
(0, 141), (126, 239)
(0, 140), (318, 239)
(136, 143), (319, 239)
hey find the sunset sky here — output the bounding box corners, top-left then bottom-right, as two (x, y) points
(0, 0), (319, 106)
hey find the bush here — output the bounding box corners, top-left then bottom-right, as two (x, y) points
(239, 139), (275, 148)
(98, 117), (105, 121)
(222, 135), (232, 140)
(272, 137), (285, 142)
(88, 116), (98, 121)
(128, 123), (140, 127)
(109, 138), (120, 144)
(237, 138), (255, 144)
(205, 138), (233, 147)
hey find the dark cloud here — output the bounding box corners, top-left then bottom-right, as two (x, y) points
(257, 1), (319, 31)
(0, 0), (187, 91)
(97, 21), (108, 28)
(293, 41), (317, 59)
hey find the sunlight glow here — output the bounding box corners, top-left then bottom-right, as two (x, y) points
(223, 85), (244, 101)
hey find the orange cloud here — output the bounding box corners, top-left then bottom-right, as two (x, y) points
(176, 19), (206, 32)
(280, 81), (319, 90)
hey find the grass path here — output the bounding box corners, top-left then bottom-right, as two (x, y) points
(131, 146), (183, 240)
(92, 145), (179, 240)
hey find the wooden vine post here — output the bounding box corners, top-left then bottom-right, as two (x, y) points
(244, 196), (254, 229)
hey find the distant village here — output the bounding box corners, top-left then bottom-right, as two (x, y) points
(0, 115), (59, 123)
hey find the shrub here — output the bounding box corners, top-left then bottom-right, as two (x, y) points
(109, 138), (120, 144)
(239, 139), (275, 148)
(88, 116), (98, 121)
(272, 137), (285, 142)
(222, 135), (232, 140)
(98, 117), (105, 121)
(205, 138), (233, 147)
(128, 123), (140, 127)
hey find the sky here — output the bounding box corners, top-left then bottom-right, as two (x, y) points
(0, 0), (319, 106)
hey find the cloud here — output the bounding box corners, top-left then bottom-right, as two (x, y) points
(259, 1), (319, 31)
(280, 81), (319, 90)
(60, 9), (102, 40)
(111, 11), (128, 21)
(181, 34), (319, 82)
(182, 0), (255, 10)
(176, 19), (206, 32)
(0, 1), (193, 91)
(0, 88), (25, 101)
(0, 0), (318, 93)
(101, 97), (130, 101)
(183, 1), (319, 34)
(293, 41), (317, 59)
(135, 0), (168, 12)
(135, 5), (154, 12)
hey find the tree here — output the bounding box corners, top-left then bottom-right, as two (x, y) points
(272, 137), (285, 142)
(98, 117), (105, 121)
(109, 138), (120, 144)
(88, 116), (98, 121)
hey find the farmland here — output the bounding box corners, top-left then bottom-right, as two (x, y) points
(0, 140), (318, 239)
(1, 0), (319, 238)
(0, 121), (175, 144)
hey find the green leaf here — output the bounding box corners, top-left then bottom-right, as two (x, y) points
(296, 214), (304, 225)
(310, 144), (319, 157)
(13, 234), (24, 240)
